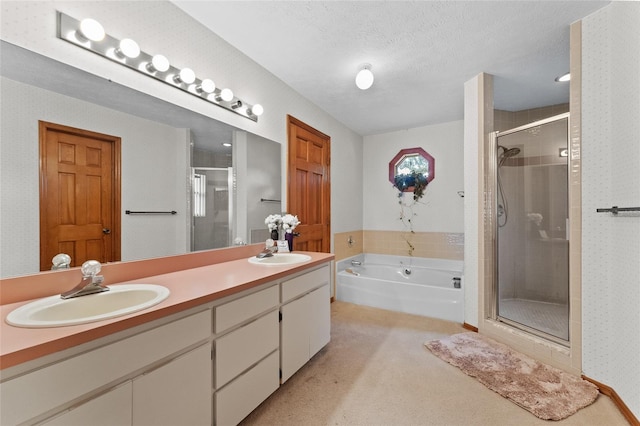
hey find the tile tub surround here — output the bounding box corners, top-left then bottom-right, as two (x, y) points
(0, 246), (334, 369)
(363, 230), (464, 260)
(333, 231), (364, 261)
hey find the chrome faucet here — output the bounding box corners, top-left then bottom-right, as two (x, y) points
(60, 260), (109, 299)
(256, 245), (278, 258)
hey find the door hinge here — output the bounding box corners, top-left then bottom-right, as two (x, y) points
(279, 368), (282, 379)
(279, 311), (283, 322)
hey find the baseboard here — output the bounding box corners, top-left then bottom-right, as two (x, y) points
(463, 322), (478, 332)
(582, 375), (639, 425)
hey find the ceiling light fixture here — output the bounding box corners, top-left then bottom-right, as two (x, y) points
(57, 12), (263, 121)
(355, 64), (374, 90)
(555, 72), (571, 82)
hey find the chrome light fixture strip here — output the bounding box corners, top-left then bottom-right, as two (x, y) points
(57, 12), (261, 122)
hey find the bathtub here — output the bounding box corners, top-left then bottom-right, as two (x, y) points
(336, 254), (464, 323)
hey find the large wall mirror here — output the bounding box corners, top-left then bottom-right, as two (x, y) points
(0, 41), (281, 278)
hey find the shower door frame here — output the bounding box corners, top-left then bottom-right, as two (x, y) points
(491, 112), (571, 346)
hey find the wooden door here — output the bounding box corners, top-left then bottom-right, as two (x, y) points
(287, 116), (330, 253)
(39, 121), (121, 270)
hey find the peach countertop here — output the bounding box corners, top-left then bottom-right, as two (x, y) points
(0, 250), (334, 371)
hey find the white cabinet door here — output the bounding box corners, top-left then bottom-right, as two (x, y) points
(132, 344), (211, 426)
(280, 283), (330, 383)
(308, 284), (331, 356)
(280, 292), (313, 382)
(43, 382), (132, 426)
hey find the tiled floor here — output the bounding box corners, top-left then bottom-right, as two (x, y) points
(499, 298), (569, 340)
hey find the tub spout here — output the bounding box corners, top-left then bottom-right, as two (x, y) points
(345, 268), (360, 277)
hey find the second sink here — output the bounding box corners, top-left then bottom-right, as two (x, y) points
(248, 253), (311, 266)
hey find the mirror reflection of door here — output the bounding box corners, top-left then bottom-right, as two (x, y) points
(39, 121), (121, 270)
(286, 116), (331, 253)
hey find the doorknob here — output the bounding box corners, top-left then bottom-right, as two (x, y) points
(103, 228), (111, 234)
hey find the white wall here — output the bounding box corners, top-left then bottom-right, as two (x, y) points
(0, 0), (363, 241)
(463, 77), (481, 327)
(582, 2), (640, 417)
(0, 77), (188, 277)
(363, 121), (465, 233)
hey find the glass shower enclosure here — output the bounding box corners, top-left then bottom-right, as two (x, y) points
(191, 167), (234, 251)
(494, 113), (570, 343)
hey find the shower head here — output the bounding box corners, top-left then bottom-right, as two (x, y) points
(498, 145), (521, 158)
(498, 145), (521, 167)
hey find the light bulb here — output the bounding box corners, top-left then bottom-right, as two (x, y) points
(355, 66), (374, 90)
(197, 78), (215, 94)
(220, 88), (233, 102)
(147, 54), (170, 73)
(79, 18), (105, 42)
(250, 104), (264, 116)
(116, 38), (140, 59)
(174, 67), (196, 84)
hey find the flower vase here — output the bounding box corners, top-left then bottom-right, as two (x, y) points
(285, 232), (294, 252)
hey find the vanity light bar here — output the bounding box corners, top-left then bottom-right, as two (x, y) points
(56, 12), (263, 122)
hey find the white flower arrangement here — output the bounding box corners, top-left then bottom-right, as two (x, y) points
(264, 213), (300, 234)
(281, 214), (301, 233)
(265, 214), (282, 231)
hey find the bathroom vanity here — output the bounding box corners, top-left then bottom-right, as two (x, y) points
(0, 248), (333, 425)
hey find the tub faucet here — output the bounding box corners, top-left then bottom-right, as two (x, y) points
(351, 260), (362, 266)
(61, 260), (109, 299)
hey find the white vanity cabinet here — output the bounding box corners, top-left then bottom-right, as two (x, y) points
(213, 285), (280, 426)
(0, 309), (211, 426)
(1, 258), (334, 426)
(280, 265), (331, 383)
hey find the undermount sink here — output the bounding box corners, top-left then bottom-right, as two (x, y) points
(248, 253), (312, 266)
(6, 284), (170, 328)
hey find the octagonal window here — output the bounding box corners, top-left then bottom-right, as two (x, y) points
(389, 147), (435, 191)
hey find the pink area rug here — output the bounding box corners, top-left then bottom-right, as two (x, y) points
(425, 332), (599, 421)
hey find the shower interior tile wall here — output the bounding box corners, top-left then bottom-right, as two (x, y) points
(494, 103), (569, 132)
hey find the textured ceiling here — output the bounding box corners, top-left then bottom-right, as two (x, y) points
(173, 1), (608, 136)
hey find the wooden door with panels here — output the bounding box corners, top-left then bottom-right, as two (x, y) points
(39, 121), (121, 271)
(286, 116), (331, 253)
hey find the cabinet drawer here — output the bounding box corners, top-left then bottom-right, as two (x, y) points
(0, 309), (211, 426)
(215, 350), (279, 426)
(215, 285), (278, 333)
(281, 265), (330, 303)
(43, 382), (132, 426)
(133, 344), (212, 426)
(215, 310), (278, 388)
